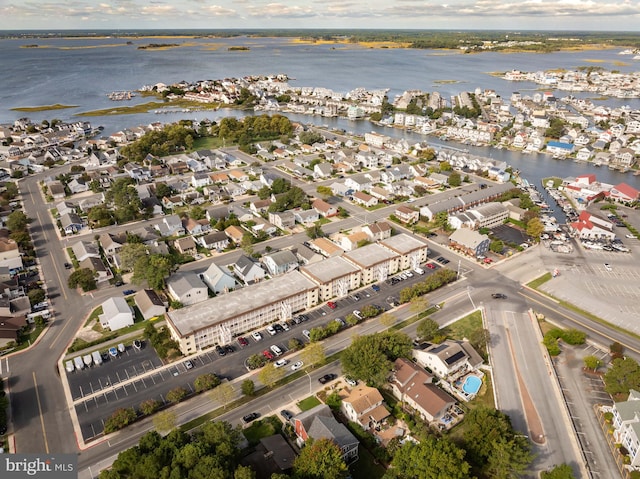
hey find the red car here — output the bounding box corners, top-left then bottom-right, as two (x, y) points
(237, 336), (249, 347)
(262, 350), (274, 360)
(327, 301), (337, 309)
(425, 263), (436, 269)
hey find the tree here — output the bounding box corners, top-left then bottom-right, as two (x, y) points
(316, 185), (333, 198)
(194, 373), (221, 393)
(526, 217), (544, 240)
(6, 210), (29, 232)
(257, 363), (285, 388)
(417, 318), (439, 341)
(306, 224), (325, 239)
(378, 312), (397, 327)
(234, 466), (256, 479)
(433, 211), (449, 230)
(152, 410), (176, 433)
(604, 357), (640, 396)
(139, 399), (160, 416)
(610, 341), (625, 360)
(119, 243), (149, 272)
(3, 182), (19, 200)
(27, 288), (46, 305)
(68, 268), (97, 291)
(247, 354), (267, 370)
(210, 382), (235, 409)
(132, 254), (172, 290)
(409, 295), (429, 315)
(87, 205), (115, 227)
(490, 239), (504, 254)
(485, 436), (534, 479)
(448, 171), (461, 187)
(541, 464), (576, 479)
(341, 333), (408, 387)
(240, 233), (254, 256)
(384, 435), (470, 479)
(241, 379), (255, 396)
(293, 438), (348, 479)
(166, 386), (188, 404)
(104, 407), (137, 434)
(301, 342), (326, 368)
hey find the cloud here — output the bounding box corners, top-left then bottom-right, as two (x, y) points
(245, 3), (315, 18)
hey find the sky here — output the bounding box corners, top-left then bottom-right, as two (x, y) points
(1, 0), (639, 31)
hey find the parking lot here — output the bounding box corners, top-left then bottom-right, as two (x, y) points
(69, 258), (455, 442)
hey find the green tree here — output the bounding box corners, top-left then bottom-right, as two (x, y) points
(132, 254), (172, 290)
(87, 204), (115, 227)
(210, 382), (235, 409)
(378, 312), (397, 327)
(448, 171), (461, 187)
(194, 373), (221, 393)
(293, 438), (348, 479)
(316, 185), (333, 198)
(485, 436), (534, 479)
(6, 210), (29, 232)
(417, 318), (439, 341)
(305, 224), (325, 239)
(119, 243), (149, 272)
(190, 205), (206, 220)
(27, 288), (46, 305)
(384, 435), (470, 479)
(241, 379), (255, 396)
(433, 211), (449, 230)
(234, 466), (256, 479)
(166, 386), (188, 404)
(490, 239), (504, 254)
(139, 399), (160, 416)
(300, 342), (326, 368)
(541, 464), (576, 479)
(526, 217), (544, 240)
(247, 354), (267, 370)
(68, 268), (97, 291)
(152, 410), (176, 434)
(104, 407), (137, 434)
(257, 363), (285, 388)
(3, 182), (19, 200)
(604, 357), (640, 396)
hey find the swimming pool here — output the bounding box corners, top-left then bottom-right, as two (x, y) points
(462, 375), (482, 395)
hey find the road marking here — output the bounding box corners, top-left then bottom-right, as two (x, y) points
(33, 372), (50, 453)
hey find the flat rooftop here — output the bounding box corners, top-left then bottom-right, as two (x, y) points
(300, 256), (360, 283)
(166, 271), (317, 337)
(380, 233), (428, 255)
(344, 243), (398, 269)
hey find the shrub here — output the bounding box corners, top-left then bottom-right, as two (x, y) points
(104, 407), (137, 434)
(139, 399), (160, 416)
(194, 373), (220, 393)
(166, 387), (188, 404)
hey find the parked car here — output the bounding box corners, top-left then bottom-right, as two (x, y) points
(184, 360), (194, 370)
(122, 289), (136, 295)
(327, 301), (337, 309)
(335, 318), (346, 328)
(114, 281), (124, 287)
(345, 376), (358, 387)
(280, 409), (294, 422)
(242, 412), (260, 424)
(270, 344), (283, 356)
(318, 373), (337, 384)
(237, 336), (249, 347)
(353, 310), (362, 320)
(492, 293), (507, 299)
(133, 339), (142, 350)
(274, 359), (288, 368)
(371, 284), (380, 292)
(604, 263), (612, 272)
(262, 349), (274, 360)
(224, 344), (235, 354)
(266, 325), (277, 336)
(291, 361), (304, 371)
(215, 345), (226, 356)
(425, 263), (436, 269)
(302, 329), (311, 340)
(251, 331), (263, 342)
(64, 262), (72, 269)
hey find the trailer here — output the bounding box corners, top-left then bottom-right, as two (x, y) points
(73, 356), (84, 370)
(92, 351), (103, 366)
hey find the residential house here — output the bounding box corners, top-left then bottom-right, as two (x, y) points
(200, 263), (237, 294)
(60, 212), (84, 235)
(79, 257), (112, 283)
(344, 176), (371, 192)
(340, 385), (390, 431)
(341, 231), (370, 252)
(448, 202), (509, 230)
(352, 191), (378, 208)
(134, 289), (166, 320)
(448, 228), (490, 258)
(227, 205), (254, 223)
(250, 198), (272, 216)
(312, 198), (338, 218)
(394, 205), (419, 224)
(47, 180), (66, 200)
(250, 217), (277, 236)
(389, 358), (457, 423)
(610, 390), (640, 467)
(293, 209), (319, 225)
(369, 186), (393, 202)
(308, 237), (344, 258)
(313, 162), (333, 179)
(155, 214), (185, 237)
(293, 404), (359, 463)
(173, 236), (198, 256)
(162, 195), (184, 210)
(71, 240), (100, 263)
(98, 233), (124, 258)
(228, 170), (249, 182)
(55, 201), (77, 218)
(198, 231), (229, 251)
(262, 250), (299, 276)
(362, 222), (392, 242)
(182, 217), (211, 236)
(166, 273), (208, 306)
(413, 340), (483, 379)
(294, 244), (323, 265)
(98, 297), (134, 331)
(67, 177), (89, 194)
(224, 225), (245, 245)
(191, 172), (212, 189)
(233, 255), (267, 284)
(269, 210), (296, 230)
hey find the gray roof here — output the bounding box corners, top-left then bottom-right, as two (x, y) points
(615, 391), (640, 422)
(379, 233), (427, 255)
(166, 271), (317, 337)
(264, 250), (299, 267)
(301, 256), (360, 283)
(449, 228), (489, 249)
(344, 243), (399, 269)
(167, 273), (207, 297)
(308, 415), (359, 450)
(472, 201), (509, 217)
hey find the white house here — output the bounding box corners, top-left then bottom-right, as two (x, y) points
(200, 263), (237, 294)
(413, 340), (483, 379)
(167, 273), (209, 306)
(610, 390), (640, 467)
(99, 297), (134, 331)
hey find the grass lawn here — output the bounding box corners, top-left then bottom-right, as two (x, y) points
(350, 445), (386, 479)
(442, 310), (483, 340)
(527, 272), (552, 289)
(297, 396), (321, 411)
(192, 136), (225, 151)
(242, 416), (282, 446)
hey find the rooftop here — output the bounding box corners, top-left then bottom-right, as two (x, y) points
(344, 243), (398, 269)
(301, 256), (360, 283)
(380, 233), (428, 255)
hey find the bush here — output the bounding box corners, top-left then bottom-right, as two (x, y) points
(139, 399), (160, 416)
(543, 332), (561, 356)
(166, 387), (188, 404)
(104, 408), (137, 434)
(242, 379), (255, 396)
(194, 373), (220, 393)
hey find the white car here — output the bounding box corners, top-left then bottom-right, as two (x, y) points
(345, 376), (358, 387)
(291, 361), (304, 371)
(266, 325), (277, 336)
(604, 263), (612, 272)
(626, 234), (636, 239)
(252, 331), (263, 342)
(302, 329), (311, 340)
(274, 359), (288, 368)
(353, 310), (362, 320)
(280, 322), (290, 331)
(405, 271), (414, 278)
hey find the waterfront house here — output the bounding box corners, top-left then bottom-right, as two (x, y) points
(608, 182), (640, 203)
(569, 211), (615, 240)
